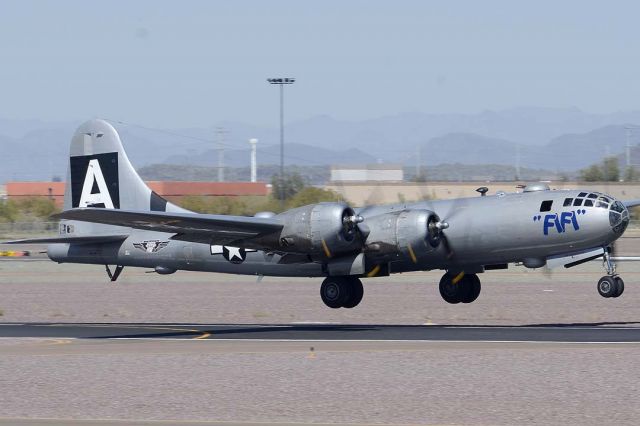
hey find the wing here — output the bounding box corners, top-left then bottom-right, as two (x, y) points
(2, 235), (129, 245)
(53, 208), (283, 246)
(623, 200), (640, 208)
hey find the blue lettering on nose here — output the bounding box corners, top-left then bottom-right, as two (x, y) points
(540, 210), (581, 235)
(543, 215), (556, 235)
(560, 212), (573, 232)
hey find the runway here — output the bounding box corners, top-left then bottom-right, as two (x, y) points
(1, 322), (640, 342)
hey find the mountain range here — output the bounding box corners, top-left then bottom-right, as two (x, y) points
(2, 107), (640, 182)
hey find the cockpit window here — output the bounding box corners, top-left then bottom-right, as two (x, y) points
(540, 200), (553, 212)
(584, 199), (594, 207)
(611, 201), (625, 213)
(597, 201), (609, 209)
(563, 198), (573, 207)
(573, 198), (583, 206)
(578, 192), (588, 197)
(587, 193), (598, 199)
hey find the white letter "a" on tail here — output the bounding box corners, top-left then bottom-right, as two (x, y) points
(79, 159), (115, 209)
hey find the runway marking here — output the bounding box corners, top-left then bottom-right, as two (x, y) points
(45, 338), (72, 345)
(40, 323), (210, 339)
(9, 324), (640, 331)
(3, 324), (640, 344)
(0, 416), (438, 426)
(51, 337), (640, 345)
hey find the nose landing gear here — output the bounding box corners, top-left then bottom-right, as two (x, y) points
(598, 248), (624, 298)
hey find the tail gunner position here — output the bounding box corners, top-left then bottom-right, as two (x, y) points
(5, 120), (637, 308)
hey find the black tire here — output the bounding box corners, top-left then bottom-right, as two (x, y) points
(342, 278), (364, 308)
(597, 276), (617, 298)
(439, 272), (463, 304)
(320, 277), (351, 309)
(461, 274), (481, 303)
(613, 276), (625, 298)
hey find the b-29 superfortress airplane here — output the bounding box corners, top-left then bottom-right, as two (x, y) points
(5, 120), (638, 308)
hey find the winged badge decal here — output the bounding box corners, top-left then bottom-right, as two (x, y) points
(133, 240), (169, 253)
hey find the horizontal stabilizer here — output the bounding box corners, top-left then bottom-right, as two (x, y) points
(53, 208), (284, 245)
(2, 234), (129, 245)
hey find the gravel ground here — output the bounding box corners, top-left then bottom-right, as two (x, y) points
(0, 341), (638, 425)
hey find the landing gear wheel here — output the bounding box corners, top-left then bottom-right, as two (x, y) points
(439, 272), (463, 304)
(461, 274), (481, 304)
(320, 277), (351, 309)
(342, 278), (364, 309)
(597, 276), (618, 298)
(613, 276), (625, 298)
(439, 272), (482, 304)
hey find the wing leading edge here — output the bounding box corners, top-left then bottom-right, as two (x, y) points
(53, 208), (284, 245)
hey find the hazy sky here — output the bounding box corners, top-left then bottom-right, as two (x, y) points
(1, 0), (640, 127)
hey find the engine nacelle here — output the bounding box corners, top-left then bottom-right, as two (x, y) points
(364, 209), (441, 262)
(275, 202), (363, 259)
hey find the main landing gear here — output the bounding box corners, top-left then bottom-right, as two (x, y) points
(439, 271), (481, 304)
(598, 249), (624, 298)
(320, 276), (364, 309)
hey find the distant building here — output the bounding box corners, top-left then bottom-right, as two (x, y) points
(330, 164), (404, 183)
(6, 182), (65, 206)
(6, 181), (269, 207)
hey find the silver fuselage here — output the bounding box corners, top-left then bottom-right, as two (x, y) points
(47, 188), (627, 277)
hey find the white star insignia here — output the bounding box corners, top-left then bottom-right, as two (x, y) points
(226, 246), (243, 260)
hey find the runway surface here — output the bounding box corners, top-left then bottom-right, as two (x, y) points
(1, 322), (640, 342)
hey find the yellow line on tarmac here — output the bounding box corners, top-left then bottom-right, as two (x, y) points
(194, 331), (211, 339)
(44, 324), (211, 340)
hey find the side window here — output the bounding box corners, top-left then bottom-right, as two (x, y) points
(540, 200), (553, 212)
(563, 198), (573, 207)
(573, 199), (583, 206)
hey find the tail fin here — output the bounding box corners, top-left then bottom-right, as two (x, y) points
(64, 119), (184, 213)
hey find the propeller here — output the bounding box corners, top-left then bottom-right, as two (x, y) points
(427, 217), (449, 248)
(341, 209), (364, 241)
(432, 196), (469, 259)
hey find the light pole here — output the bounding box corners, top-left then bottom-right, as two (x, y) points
(624, 125), (640, 181)
(267, 77), (295, 208)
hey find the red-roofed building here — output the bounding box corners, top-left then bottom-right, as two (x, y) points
(6, 181), (269, 208)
